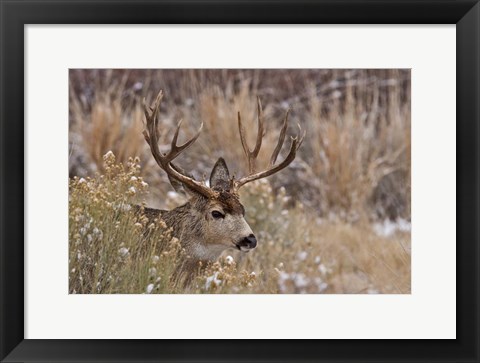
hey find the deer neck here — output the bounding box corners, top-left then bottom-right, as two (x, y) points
(159, 203), (191, 236)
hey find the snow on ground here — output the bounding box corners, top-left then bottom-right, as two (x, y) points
(373, 218), (411, 237)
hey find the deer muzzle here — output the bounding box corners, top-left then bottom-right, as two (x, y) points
(236, 234), (257, 252)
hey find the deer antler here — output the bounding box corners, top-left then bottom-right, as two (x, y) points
(142, 91), (217, 198)
(234, 97), (305, 190)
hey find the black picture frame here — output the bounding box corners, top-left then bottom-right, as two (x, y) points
(1, 1), (478, 362)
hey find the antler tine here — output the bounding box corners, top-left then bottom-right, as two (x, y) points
(252, 97), (264, 157)
(297, 122), (306, 149)
(234, 102), (304, 190)
(142, 91), (216, 198)
(167, 119), (204, 163)
(152, 91), (164, 142)
(142, 90), (163, 145)
(270, 108), (289, 166)
(170, 119), (182, 151)
(142, 94), (163, 163)
(237, 112), (249, 161)
(237, 97), (265, 174)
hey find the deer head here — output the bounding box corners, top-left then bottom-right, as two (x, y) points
(142, 91), (304, 261)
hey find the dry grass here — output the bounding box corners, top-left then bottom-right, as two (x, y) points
(306, 76), (410, 220)
(68, 69), (411, 294)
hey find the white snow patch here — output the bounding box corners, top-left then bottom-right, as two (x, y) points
(278, 271), (328, 293)
(314, 277), (328, 292)
(92, 227), (103, 240)
(113, 203), (131, 212)
(294, 273), (309, 289)
(373, 218), (411, 237)
(205, 272), (222, 289)
(167, 191), (181, 198)
(133, 82), (143, 91)
(297, 251), (308, 261)
(118, 247), (129, 257)
(318, 264), (328, 275)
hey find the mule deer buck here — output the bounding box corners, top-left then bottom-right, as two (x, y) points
(140, 91), (304, 277)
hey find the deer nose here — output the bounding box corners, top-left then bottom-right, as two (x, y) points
(242, 234), (257, 249)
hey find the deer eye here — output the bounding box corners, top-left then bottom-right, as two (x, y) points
(211, 211), (224, 219)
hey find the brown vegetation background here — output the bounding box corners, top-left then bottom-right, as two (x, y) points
(69, 69), (411, 294)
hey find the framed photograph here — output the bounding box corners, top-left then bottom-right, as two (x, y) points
(1, 0), (478, 362)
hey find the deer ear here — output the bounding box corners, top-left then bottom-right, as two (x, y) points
(210, 157), (231, 191)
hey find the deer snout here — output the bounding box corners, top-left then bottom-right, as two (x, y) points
(237, 234), (257, 251)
